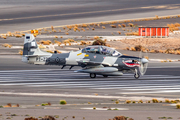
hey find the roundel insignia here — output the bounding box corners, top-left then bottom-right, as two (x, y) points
(55, 57), (60, 63)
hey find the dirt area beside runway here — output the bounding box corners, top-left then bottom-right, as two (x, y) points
(1, 15), (180, 58)
(117, 37), (180, 50)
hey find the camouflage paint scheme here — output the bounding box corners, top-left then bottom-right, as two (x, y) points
(22, 34), (148, 79)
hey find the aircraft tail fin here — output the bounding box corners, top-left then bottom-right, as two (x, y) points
(22, 34), (52, 63)
(23, 34), (38, 56)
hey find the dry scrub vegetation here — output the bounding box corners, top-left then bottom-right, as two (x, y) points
(92, 38), (110, 47)
(1, 15), (180, 39)
(167, 23), (180, 32)
(2, 43), (12, 48)
(121, 38), (180, 54)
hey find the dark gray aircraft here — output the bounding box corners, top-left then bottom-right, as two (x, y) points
(22, 34), (149, 79)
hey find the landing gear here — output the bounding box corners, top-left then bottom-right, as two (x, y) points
(134, 73), (140, 79)
(134, 68), (140, 79)
(103, 75), (108, 78)
(90, 73), (96, 78)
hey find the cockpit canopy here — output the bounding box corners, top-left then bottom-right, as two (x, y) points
(82, 46), (122, 57)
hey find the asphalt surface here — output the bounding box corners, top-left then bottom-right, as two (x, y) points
(0, 56), (180, 98)
(0, 69), (180, 97)
(1, 0), (179, 19)
(1, 1), (180, 119)
(0, 57), (180, 119)
(0, 0), (180, 33)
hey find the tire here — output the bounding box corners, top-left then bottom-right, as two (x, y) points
(134, 73), (140, 79)
(103, 75), (108, 78)
(90, 73), (96, 78)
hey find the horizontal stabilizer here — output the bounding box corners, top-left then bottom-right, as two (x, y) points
(25, 55), (50, 57)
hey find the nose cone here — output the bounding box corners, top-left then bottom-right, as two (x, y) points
(141, 58), (149, 64)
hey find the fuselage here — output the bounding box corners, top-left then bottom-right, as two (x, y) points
(30, 49), (140, 71)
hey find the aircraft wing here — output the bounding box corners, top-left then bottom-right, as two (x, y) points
(76, 59), (111, 66)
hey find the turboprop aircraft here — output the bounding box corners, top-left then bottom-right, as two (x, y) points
(22, 34), (149, 79)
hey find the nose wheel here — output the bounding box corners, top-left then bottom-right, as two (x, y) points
(134, 68), (140, 79)
(134, 73), (140, 79)
(90, 73), (96, 78)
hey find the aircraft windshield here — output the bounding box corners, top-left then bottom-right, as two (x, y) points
(100, 46), (121, 57)
(83, 46), (121, 57)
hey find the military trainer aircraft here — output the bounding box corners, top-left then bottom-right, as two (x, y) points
(22, 34), (149, 79)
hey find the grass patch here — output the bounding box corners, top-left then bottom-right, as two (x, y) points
(92, 39), (106, 46)
(118, 24), (122, 28)
(60, 100), (67, 105)
(41, 103), (47, 106)
(128, 23), (134, 27)
(54, 40), (61, 46)
(40, 40), (52, 45)
(115, 100), (119, 104)
(19, 50), (23, 55)
(54, 115), (59, 118)
(110, 25), (116, 28)
(165, 99), (170, 103)
(117, 31), (121, 35)
(138, 100), (143, 103)
(152, 98), (159, 103)
(125, 100), (131, 104)
(122, 24), (126, 27)
(81, 24), (88, 27)
(132, 101), (136, 103)
(11, 114), (17, 116)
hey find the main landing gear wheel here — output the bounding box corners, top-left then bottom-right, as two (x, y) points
(90, 73), (96, 78)
(103, 75), (108, 78)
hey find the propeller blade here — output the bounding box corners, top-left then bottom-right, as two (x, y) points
(138, 50), (149, 76)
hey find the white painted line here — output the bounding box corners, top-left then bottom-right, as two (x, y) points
(0, 92), (168, 101)
(81, 107), (129, 111)
(0, 92), (130, 99)
(120, 90), (180, 94)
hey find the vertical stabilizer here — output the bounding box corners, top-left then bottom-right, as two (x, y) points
(23, 34), (38, 56)
(22, 34), (52, 63)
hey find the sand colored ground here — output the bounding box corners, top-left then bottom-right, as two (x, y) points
(119, 38), (180, 50)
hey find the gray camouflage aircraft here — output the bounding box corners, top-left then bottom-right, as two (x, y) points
(22, 34), (149, 79)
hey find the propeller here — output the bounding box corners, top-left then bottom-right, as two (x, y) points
(138, 50), (149, 76)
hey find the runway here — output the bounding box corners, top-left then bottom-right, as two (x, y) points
(0, 69), (180, 98)
(0, 0), (180, 33)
